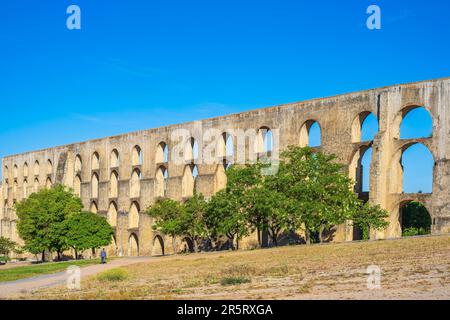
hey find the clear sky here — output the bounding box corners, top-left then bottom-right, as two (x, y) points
(1, 0), (448, 191)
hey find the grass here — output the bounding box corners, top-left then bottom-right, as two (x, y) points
(220, 276), (251, 286)
(96, 268), (128, 282)
(16, 235), (450, 300)
(0, 259), (101, 282)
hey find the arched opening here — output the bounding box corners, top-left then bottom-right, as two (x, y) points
(45, 177), (52, 189)
(23, 179), (28, 198)
(75, 155), (82, 172)
(400, 143), (434, 194)
(132, 145), (143, 166)
(91, 173), (99, 198)
(13, 181), (18, 199)
(180, 237), (194, 253)
(107, 202), (118, 228)
(352, 112), (379, 143)
(393, 106), (433, 139)
(129, 202), (140, 229)
(182, 165), (195, 198)
(23, 163), (29, 178)
(46, 160), (53, 175)
(110, 149), (120, 168)
(13, 165), (18, 179)
(128, 233), (139, 256)
(255, 127), (273, 154)
(74, 175), (81, 197)
(156, 142), (169, 163)
(349, 146), (372, 194)
(90, 201), (98, 214)
(110, 171), (119, 198)
(34, 161), (40, 176)
(299, 120), (321, 147)
(33, 178), (39, 192)
(152, 235), (165, 256)
(400, 201), (432, 236)
(130, 169), (141, 198)
(155, 166), (168, 198)
(184, 138), (198, 162)
(92, 152), (100, 171)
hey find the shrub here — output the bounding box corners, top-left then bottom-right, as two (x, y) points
(96, 268), (128, 282)
(220, 276), (251, 286)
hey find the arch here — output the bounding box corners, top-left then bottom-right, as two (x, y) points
(13, 181), (18, 198)
(74, 174), (81, 197)
(45, 177), (52, 189)
(23, 179), (28, 198)
(349, 145), (372, 193)
(128, 233), (139, 256)
(13, 165), (18, 179)
(91, 173), (99, 199)
(90, 201), (98, 214)
(182, 165), (195, 198)
(107, 201), (118, 227)
(155, 166), (168, 198)
(129, 202), (140, 229)
(109, 171), (119, 198)
(33, 178), (39, 192)
(34, 161), (40, 176)
(92, 152), (100, 171)
(393, 105), (433, 140)
(399, 201), (432, 236)
(180, 237), (194, 253)
(132, 145), (143, 166)
(110, 149), (120, 168)
(74, 155), (82, 172)
(256, 127), (273, 154)
(23, 162), (29, 178)
(156, 142), (169, 163)
(184, 137), (198, 162)
(299, 120), (321, 147)
(46, 159), (53, 175)
(351, 112), (379, 143)
(130, 168), (141, 198)
(400, 143), (434, 193)
(152, 235), (165, 256)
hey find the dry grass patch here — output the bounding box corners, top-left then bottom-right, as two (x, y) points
(19, 235), (450, 300)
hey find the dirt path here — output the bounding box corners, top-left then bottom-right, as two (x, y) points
(0, 257), (153, 299)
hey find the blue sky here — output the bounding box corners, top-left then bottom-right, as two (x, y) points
(1, 0), (448, 191)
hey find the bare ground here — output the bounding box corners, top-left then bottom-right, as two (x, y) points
(15, 235), (450, 300)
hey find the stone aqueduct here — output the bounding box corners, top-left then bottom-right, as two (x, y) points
(1, 78), (450, 257)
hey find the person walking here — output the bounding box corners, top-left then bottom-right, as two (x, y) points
(100, 248), (107, 264)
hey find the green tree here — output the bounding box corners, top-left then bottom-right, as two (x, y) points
(352, 202), (390, 240)
(400, 202), (432, 236)
(278, 146), (363, 243)
(65, 211), (114, 259)
(15, 184), (83, 261)
(0, 237), (17, 262)
(204, 189), (248, 250)
(182, 193), (208, 252)
(146, 199), (186, 253)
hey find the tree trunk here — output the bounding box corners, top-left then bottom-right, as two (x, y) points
(257, 227), (261, 247)
(57, 251), (61, 261)
(172, 236), (177, 254)
(74, 248), (78, 260)
(305, 229), (311, 245)
(319, 225), (325, 243)
(193, 238), (199, 253)
(41, 250), (46, 262)
(236, 237), (239, 251)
